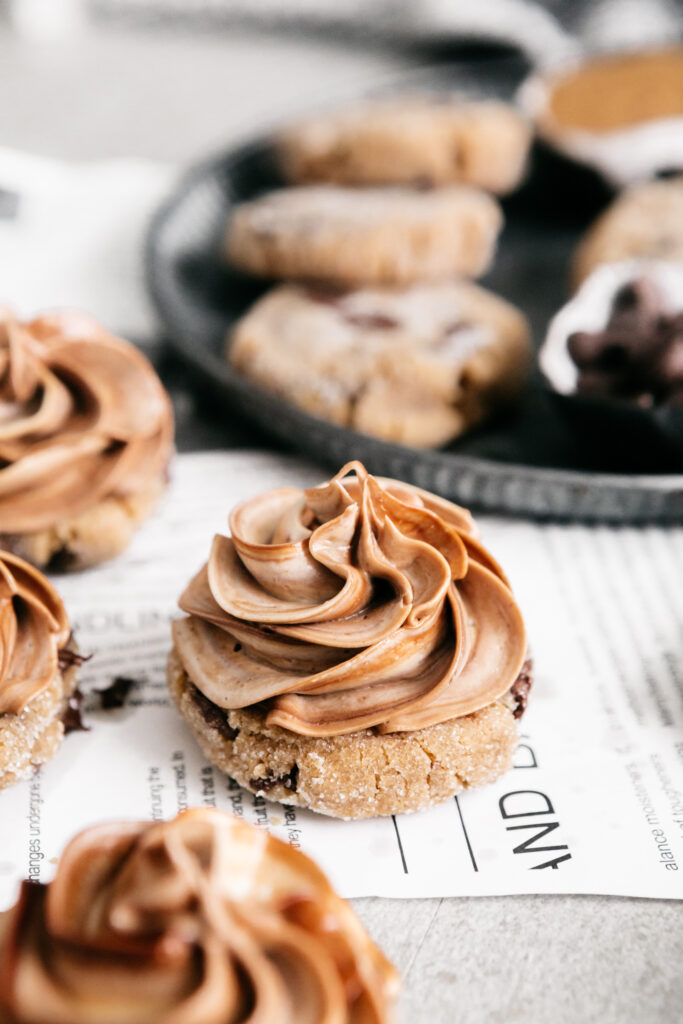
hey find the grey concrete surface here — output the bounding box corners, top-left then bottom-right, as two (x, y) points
(1, 20), (680, 1023)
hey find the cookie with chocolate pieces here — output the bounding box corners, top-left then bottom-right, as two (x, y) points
(228, 281), (531, 449)
(168, 462), (531, 819)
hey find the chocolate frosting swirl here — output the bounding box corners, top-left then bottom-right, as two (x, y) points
(174, 462), (526, 736)
(0, 809), (399, 1024)
(0, 310), (173, 533)
(0, 551), (71, 714)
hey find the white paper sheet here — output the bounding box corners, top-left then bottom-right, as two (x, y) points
(1, 451), (682, 904)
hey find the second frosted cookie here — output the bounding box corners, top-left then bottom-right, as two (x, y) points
(225, 184), (502, 287)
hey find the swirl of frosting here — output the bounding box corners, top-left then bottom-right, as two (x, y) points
(0, 550), (71, 714)
(174, 462), (526, 736)
(0, 310), (173, 533)
(0, 808), (399, 1024)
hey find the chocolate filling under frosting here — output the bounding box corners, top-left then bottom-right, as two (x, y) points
(173, 461), (527, 737)
(0, 310), (173, 533)
(0, 808), (399, 1024)
(0, 550), (72, 714)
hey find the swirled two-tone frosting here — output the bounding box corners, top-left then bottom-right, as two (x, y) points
(0, 551), (71, 714)
(0, 310), (173, 533)
(0, 809), (399, 1024)
(173, 462), (526, 736)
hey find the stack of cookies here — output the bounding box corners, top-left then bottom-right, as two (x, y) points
(224, 95), (533, 449)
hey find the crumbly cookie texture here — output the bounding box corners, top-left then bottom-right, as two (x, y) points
(277, 97), (531, 193)
(0, 477), (167, 571)
(228, 282), (531, 448)
(224, 185), (502, 287)
(168, 648), (519, 820)
(573, 178), (683, 286)
(0, 660), (79, 791)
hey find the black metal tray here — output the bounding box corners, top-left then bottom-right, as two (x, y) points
(145, 58), (683, 523)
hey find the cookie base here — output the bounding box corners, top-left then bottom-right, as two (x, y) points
(0, 479), (167, 571)
(0, 659), (80, 791)
(167, 647), (519, 819)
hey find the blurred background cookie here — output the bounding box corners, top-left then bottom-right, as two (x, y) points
(228, 281), (530, 448)
(224, 184), (502, 287)
(572, 177), (683, 285)
(277, 95), (532, 194)
(0, 552), (82, 790)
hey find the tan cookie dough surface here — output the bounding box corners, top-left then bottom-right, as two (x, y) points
(277, 96), (531, 194)
(0, 659), (79, 791)
(225, 184), (502, 286)
(228, 281), (531, 448)
(573, 178), (683, 286)
(168, 648), (519, 820)
(0, 477), (166, 571)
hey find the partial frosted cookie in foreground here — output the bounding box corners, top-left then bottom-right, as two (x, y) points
(0, 310), (174, 570)
(277, 96), (532, 194)
(224, 185), (502, 286)
(228, 281), (531, 448)
(0, 809), (399, 1023)
(0, 551), (83, 790)
(168, 462), (532, 819)
(572, 177), (683, 286)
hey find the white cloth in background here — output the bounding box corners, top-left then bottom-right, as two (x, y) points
(0, 148), (175, 338)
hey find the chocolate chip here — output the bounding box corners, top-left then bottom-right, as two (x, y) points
(249, 765), (299, 794)
(189, 683), (239, 741)
(62, 688), (89, 735)
(511, 658), (533, 719)
(57, 646), (92, 672)
(233, 642), (242, 653)
(342, 312), (399, 330)
(97, 676), (137, 710)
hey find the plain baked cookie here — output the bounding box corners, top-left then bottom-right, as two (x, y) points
(573, 177), (683, 286)
(0, 551), (82, 790)
(277, 96), (532, 193)
(168, 649), (527, 819)
(228, 281), (531, 447)
(224, 184), (502, 286)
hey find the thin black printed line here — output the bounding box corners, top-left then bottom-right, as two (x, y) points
(391, 815), (408, 874)
(454, 796), (478, 872)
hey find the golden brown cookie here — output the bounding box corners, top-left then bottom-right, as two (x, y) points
(572, 178), (683, 286)
(0, 551), (82, 790)
(168, 648), (526, 819)
(0, 809), (399, 1023)
(168, 463), (531, 819)
(224, 184), (502, 286)
(277, 96), (531, 193)
(0, 309), (174, 570)
(228, 281), (531, 448)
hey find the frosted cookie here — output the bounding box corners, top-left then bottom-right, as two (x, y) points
(0, 551), (82, 790)
(168, 462), (531, 819)
(277, 96), (531, 194)
(224, 185), (502, 287)
(0, 309), (174, 570)
(0, 809), (399, 1023)
(228, 281), (531, 448)
(573, 178), (683, 286)
(521, 46), (683, 186)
